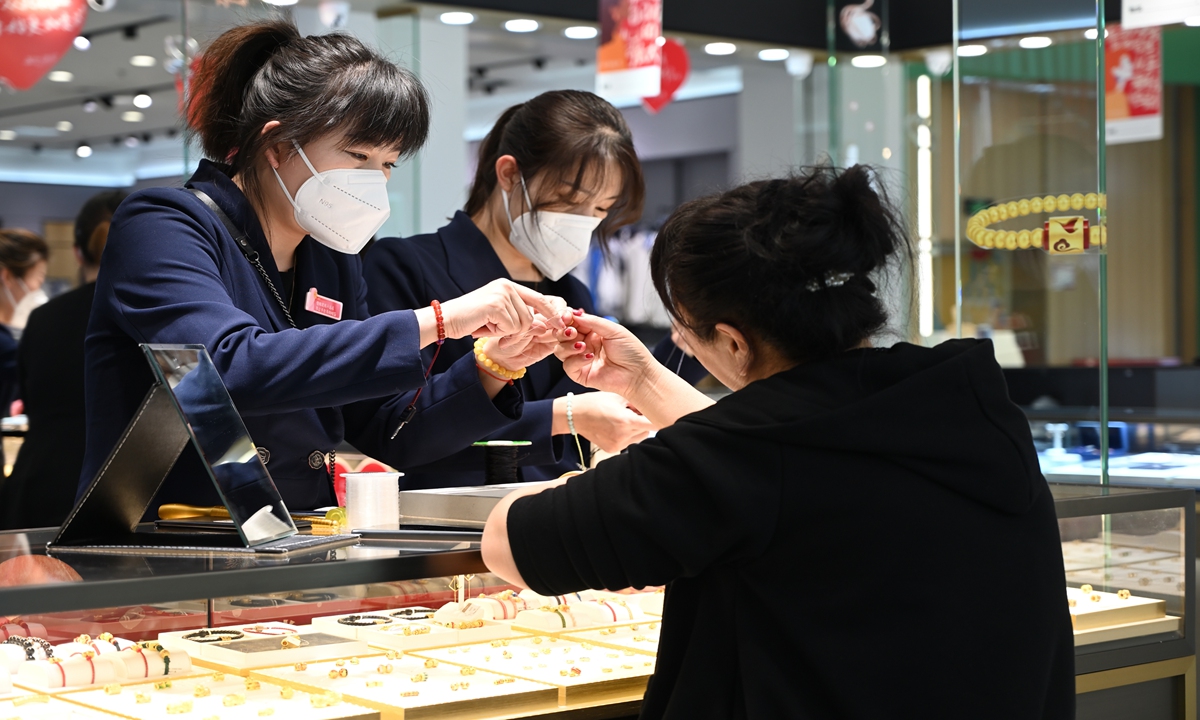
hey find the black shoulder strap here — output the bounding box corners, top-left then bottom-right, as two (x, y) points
(189, 189), (260, 263)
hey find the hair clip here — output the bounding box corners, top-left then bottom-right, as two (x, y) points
(805, 272), (854, 292)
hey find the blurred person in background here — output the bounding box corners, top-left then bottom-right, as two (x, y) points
(0, 192), (126, 529)
(0, 228), (49, 487)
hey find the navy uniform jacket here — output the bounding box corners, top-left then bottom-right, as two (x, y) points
(364, 211), (705, 488)
(82, 161), (524, 514)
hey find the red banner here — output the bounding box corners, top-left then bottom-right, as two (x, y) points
(596, 0), (662, 98)
(0, 0), (88, 91)
(1105, 24), (1162, 145)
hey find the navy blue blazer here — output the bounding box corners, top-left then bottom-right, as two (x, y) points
(364, 211), (705, 488)
(82, 161), (523, 513)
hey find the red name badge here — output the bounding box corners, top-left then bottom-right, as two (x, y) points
(304, 288), (343, 321)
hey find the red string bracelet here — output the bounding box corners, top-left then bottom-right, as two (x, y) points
(390, 300), (446, 439)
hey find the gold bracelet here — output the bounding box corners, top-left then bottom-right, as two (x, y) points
(474, 338), (527, 381)
(966, 193), (1106, 254)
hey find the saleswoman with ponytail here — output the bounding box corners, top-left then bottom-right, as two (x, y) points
(365, 90), (703, 487)
(83, 20), (572, 515)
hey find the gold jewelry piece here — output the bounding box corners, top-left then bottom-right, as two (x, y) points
(166, 700), (193, 714)
(75, 634), (92, 645)
(258, 709), (275, 717)
(1079, 584), (1093, 594)
(621, 664), (633, 670)
(385, 650), (401, 660)
(450, 683), (461, 691)
(423, 659), (438, 668)
(104, 684), (122, 695)
(602, 667), (613, 673)
(244, 679), (260, 691)
(223, 694), (246, 707)
(155, 681), (172, 690)
(280, 687), (294, 699)
(649, 623), (658, 630)
(966, 193), (1106, 254)
(135, 693), (152, 704)
(1118, 589), (1132, 599)
(294, 662), (307, 671)
(365, 680), (383, 688)
(193, 685), (211, 698)
(1090, 593), (1102, 602)
(349, 657), (359, 665)
(460, 666), (476, 676)
(1068, 599), (1077, 608)
(401, 625), (431, 636)
(328, 668), (348, 679)
(335, 660), (345, 667)
(211, 673), (225, 682)
(633, 636), (647, 642)
(280, 635), (303, 649)
(310, 692), (342, 708)
(495, 678), (515, 685)
(474, 338), (528, 380)
(98, 633), (114, 643)
(376, 663), (393, 674)
(410, 673), (427, 683)
(400, 691), (420, 697)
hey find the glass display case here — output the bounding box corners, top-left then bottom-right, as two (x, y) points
(0, 484), (1191, 718)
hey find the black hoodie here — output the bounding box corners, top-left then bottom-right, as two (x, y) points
(509, 339), (1075, 719)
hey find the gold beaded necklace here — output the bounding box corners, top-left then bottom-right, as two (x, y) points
(966, 193), (1106, 255)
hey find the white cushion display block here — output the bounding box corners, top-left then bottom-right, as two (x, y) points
(357, 622), (458, 653)
(513, 599), (645, 634)
(188, 634), (370, 675)
(0, 666), (10, 696)
(62, 670), (377, 719)
(636, 590), (664, 616)
(413, 635), (656, 705)
(253, 652), (558, 719)
(562, 621), (662, 656)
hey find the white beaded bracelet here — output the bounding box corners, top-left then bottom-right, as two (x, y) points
(566, 392), (586, 471)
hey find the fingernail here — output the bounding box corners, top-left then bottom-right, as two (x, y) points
(565, 327), (576, 337)
(584, 353), (595, 359)
(574, 342), (585, 350)
(572, 308), (584, 316)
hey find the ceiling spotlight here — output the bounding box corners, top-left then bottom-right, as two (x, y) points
(121, 110), (144, 122)
(1184, 16), (1200, 26)
(99, 95), (114, 109)
(0, 130), (15, 141)
(704, 42), (736, 55)
(32, 144), (43, 153)
(564, 26), (598, 40)
(504, 19), (539, 33)
(142, 132), (152, 143)
(82, 99), (98, 113)
(133, 92), (152, 109)
(1019, 36), (1052, 49)
(111, 137), (121, 146)
(129, 55), (156, 67)
(123, 25), (137, 39)
(55, 121), (73, 132)
(73, 35), (91, 51)
(48, 71), (74, 82)
(123, 135), (140, 148)
(439, 11), (475, 25)
(758, 48), (790, 61)
(957, 44), (988, 57)
(166, 128), (177, 138)
(850, 54), (887, 68)
(76, 142), (93, 158)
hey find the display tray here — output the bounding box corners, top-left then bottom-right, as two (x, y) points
(1068, 587), (1165, 630)
(357, 621), (460, 653)
(561, 622), (661, 656)
(411, 636), (656, 706)
(1074, 616), (1185, 647)
(59, 671), (378, 720)
(252, 652), (559, 720)
(0, 688), (113, 719)
(178, 633), (371, 675)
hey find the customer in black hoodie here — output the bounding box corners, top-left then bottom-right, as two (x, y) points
(481, 166), (1074, 719)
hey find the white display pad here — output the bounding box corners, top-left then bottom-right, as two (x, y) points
(253, 652), (558, 719)
(413, 635), (656, 704)
(1067, 587), (1166, 631)
(61, 671), (378, 720)
(0, 667), (10, 695)
(197, 634), (371, 674)
(635, 591), (664, 616)
(357, 622), (459, 653)
(159, 623), (316, 656)
(0, 689), (112, 719)
(0, 646), (27, 674)
(562, 622), (662, 656)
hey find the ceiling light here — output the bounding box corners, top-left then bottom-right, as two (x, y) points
(504, 19), (539, 33)
(124, 135), (140, 148)
(48, 71), (73, 82)
(704, 42), (736, 55)
(1083, 28), (1110, 39)
(1185, 16), (1200, 26)
(850, 54), (887, 68)
(133, 92), (152, 109)
(82, 99), (98, 113)
(76, 143), (92, 158)
(123, 25), (137, 39)
(142, 133), (152, 143)
(655, 35), (666, 46)
(0, 131), (15, 141)
(129, 55), (156, 67)
(957, 44), (987, 57)
(121, 110), (144, 122)
(564, 26), (598, 39)
(55, 121), (73, 132)
(439, 11), (474, 25)
(1019, 36), (1052, 49)
(73, 35), (90, 51)
(758, 48), (790, 61)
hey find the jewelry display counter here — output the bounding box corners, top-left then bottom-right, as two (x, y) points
(0, 483), (1192, 719)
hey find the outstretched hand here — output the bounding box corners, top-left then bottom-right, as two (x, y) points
(554, 313), (656, 399)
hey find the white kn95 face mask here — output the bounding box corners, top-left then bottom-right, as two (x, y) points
(272, 141), (391, 254)
(502, 175), (602, 282)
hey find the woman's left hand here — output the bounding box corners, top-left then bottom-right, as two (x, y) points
(485, 314), (578, 370)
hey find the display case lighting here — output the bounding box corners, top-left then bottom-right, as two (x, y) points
(504, 19), (539, 33)
(704, 42), (736, 55)
(564, 26), (598, 39)
(758, 48), (789, 61)
(1018, 36), (1052, 49)
(956, 44), (987, 57)
(73, 35), (90, 51)
(850, 54), (887, 68)
(439, 12), (475, 25)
